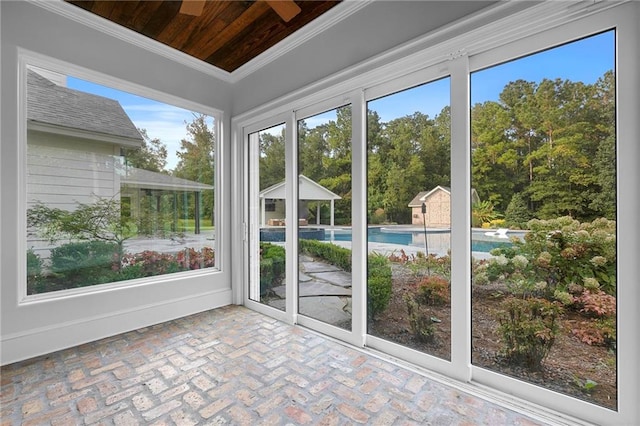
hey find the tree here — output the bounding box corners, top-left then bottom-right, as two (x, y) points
(504, 192), (531, 229)
(471, 72), (615, 221)
(174, 114), (216, 224)
(259, 129), (286, 190)
(123, 128), (168, 173)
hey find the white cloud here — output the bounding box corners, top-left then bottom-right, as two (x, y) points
(123, 103), (196, 170)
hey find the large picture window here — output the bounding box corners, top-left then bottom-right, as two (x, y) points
(470, 31), (617, 409)
(26, 64), (219, 295)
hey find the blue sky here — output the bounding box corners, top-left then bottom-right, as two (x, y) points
(67, 78), (203, 170)
(68, 30), (613, 168)
(370, 30), (614, 123)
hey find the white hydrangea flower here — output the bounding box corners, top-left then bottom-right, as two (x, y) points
(590, 256), (607, 267)
(512, 255), (529, 269)
(583, 277), (600, 290)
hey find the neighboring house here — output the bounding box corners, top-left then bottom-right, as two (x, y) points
(27, 68), (144, 211)
(259, 175), (342, 227)
(26, 69), (213, 254)
(408, 186), (480, 227)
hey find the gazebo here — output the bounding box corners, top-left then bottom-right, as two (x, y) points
(120, 166), (214, 234)
(259, 175), (342, 227)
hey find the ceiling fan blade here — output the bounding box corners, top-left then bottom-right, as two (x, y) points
(265, 0), (301, 22)
(180, 0), (206, 16)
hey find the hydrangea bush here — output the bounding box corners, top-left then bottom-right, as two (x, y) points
(485, 216), (616, 300)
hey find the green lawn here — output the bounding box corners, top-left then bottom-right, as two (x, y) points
(178, 218), (215, 233)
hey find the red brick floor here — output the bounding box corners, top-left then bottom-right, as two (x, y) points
(1, 305), (550, 425)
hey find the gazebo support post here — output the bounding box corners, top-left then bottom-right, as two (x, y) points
(194, 192), (201, 234)
(316, 204), (321, 225)
(330, 199), (335, 228)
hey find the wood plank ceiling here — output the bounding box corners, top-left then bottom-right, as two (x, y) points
(66, 1), (341, 73)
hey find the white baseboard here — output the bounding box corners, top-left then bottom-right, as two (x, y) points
(0, 288), (233, 365)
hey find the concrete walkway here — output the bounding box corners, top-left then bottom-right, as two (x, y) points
(269, 255), (352, 327)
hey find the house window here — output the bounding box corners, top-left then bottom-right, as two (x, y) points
(265, 199), (276, 212)
(25, 63), (219, 296)
(470, 30), (617, 410)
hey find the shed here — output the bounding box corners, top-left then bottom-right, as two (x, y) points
(408, 186), (480, 227)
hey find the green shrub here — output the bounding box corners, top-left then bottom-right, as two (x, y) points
(26, 249), (45, 294)
(368, 254), (392, 319)
(405, 294), (435, 342)
(298, 239), (351, 272)
(50, 241), (120, 287)
(416, 275), (450, 306)
(369, 208), (386, 225)
(497, 297), (563, 370)
(260, 242), (286, 294)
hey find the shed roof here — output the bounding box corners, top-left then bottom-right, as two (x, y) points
(121, 167), (213, 192)
(27, 70), (143, 143)
(408, 186), (451, 207)
(408, 186), (478, 207)
(260, 175), (341, 201)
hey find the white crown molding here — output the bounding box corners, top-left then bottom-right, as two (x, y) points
(26, 0), (233, 81)
(26, 0), (372, 84)
(229, 0), (373, 82)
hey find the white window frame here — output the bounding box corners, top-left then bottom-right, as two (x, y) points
(235, 3), (639, 424)
(467, 8), (637, 425)
(18, 50), (224, 303)
(363, 68), (465, 381)
(293, 93), (364, 347)
(242, 113), (292, 325)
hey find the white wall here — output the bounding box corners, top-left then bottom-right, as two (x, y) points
(1, 1), (233, 364)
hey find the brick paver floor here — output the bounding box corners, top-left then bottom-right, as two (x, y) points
(1, 305), (553, 425)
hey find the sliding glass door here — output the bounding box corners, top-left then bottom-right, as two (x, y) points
(366, 77), (452, 361)
(247, 123), (287, 310)
(241, 6), (638, 422)
(297, 105), (353, 330)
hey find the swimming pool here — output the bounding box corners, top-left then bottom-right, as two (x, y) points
(261, 227), (515, 253)
(325, 227), (513, 252)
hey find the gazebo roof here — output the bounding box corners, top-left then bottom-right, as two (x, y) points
(259, 175), (341, 201)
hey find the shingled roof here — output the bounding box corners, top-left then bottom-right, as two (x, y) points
(27, 70), (143, 143)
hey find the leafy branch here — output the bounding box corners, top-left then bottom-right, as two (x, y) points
(27, 195), (134, 248)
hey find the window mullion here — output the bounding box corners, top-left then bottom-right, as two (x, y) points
(448, 54), (472, 382)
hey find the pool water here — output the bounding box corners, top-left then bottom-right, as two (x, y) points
(261, 227), (515, 253)
(329, 228), (413, 245)
(325, 227), (512, 253)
